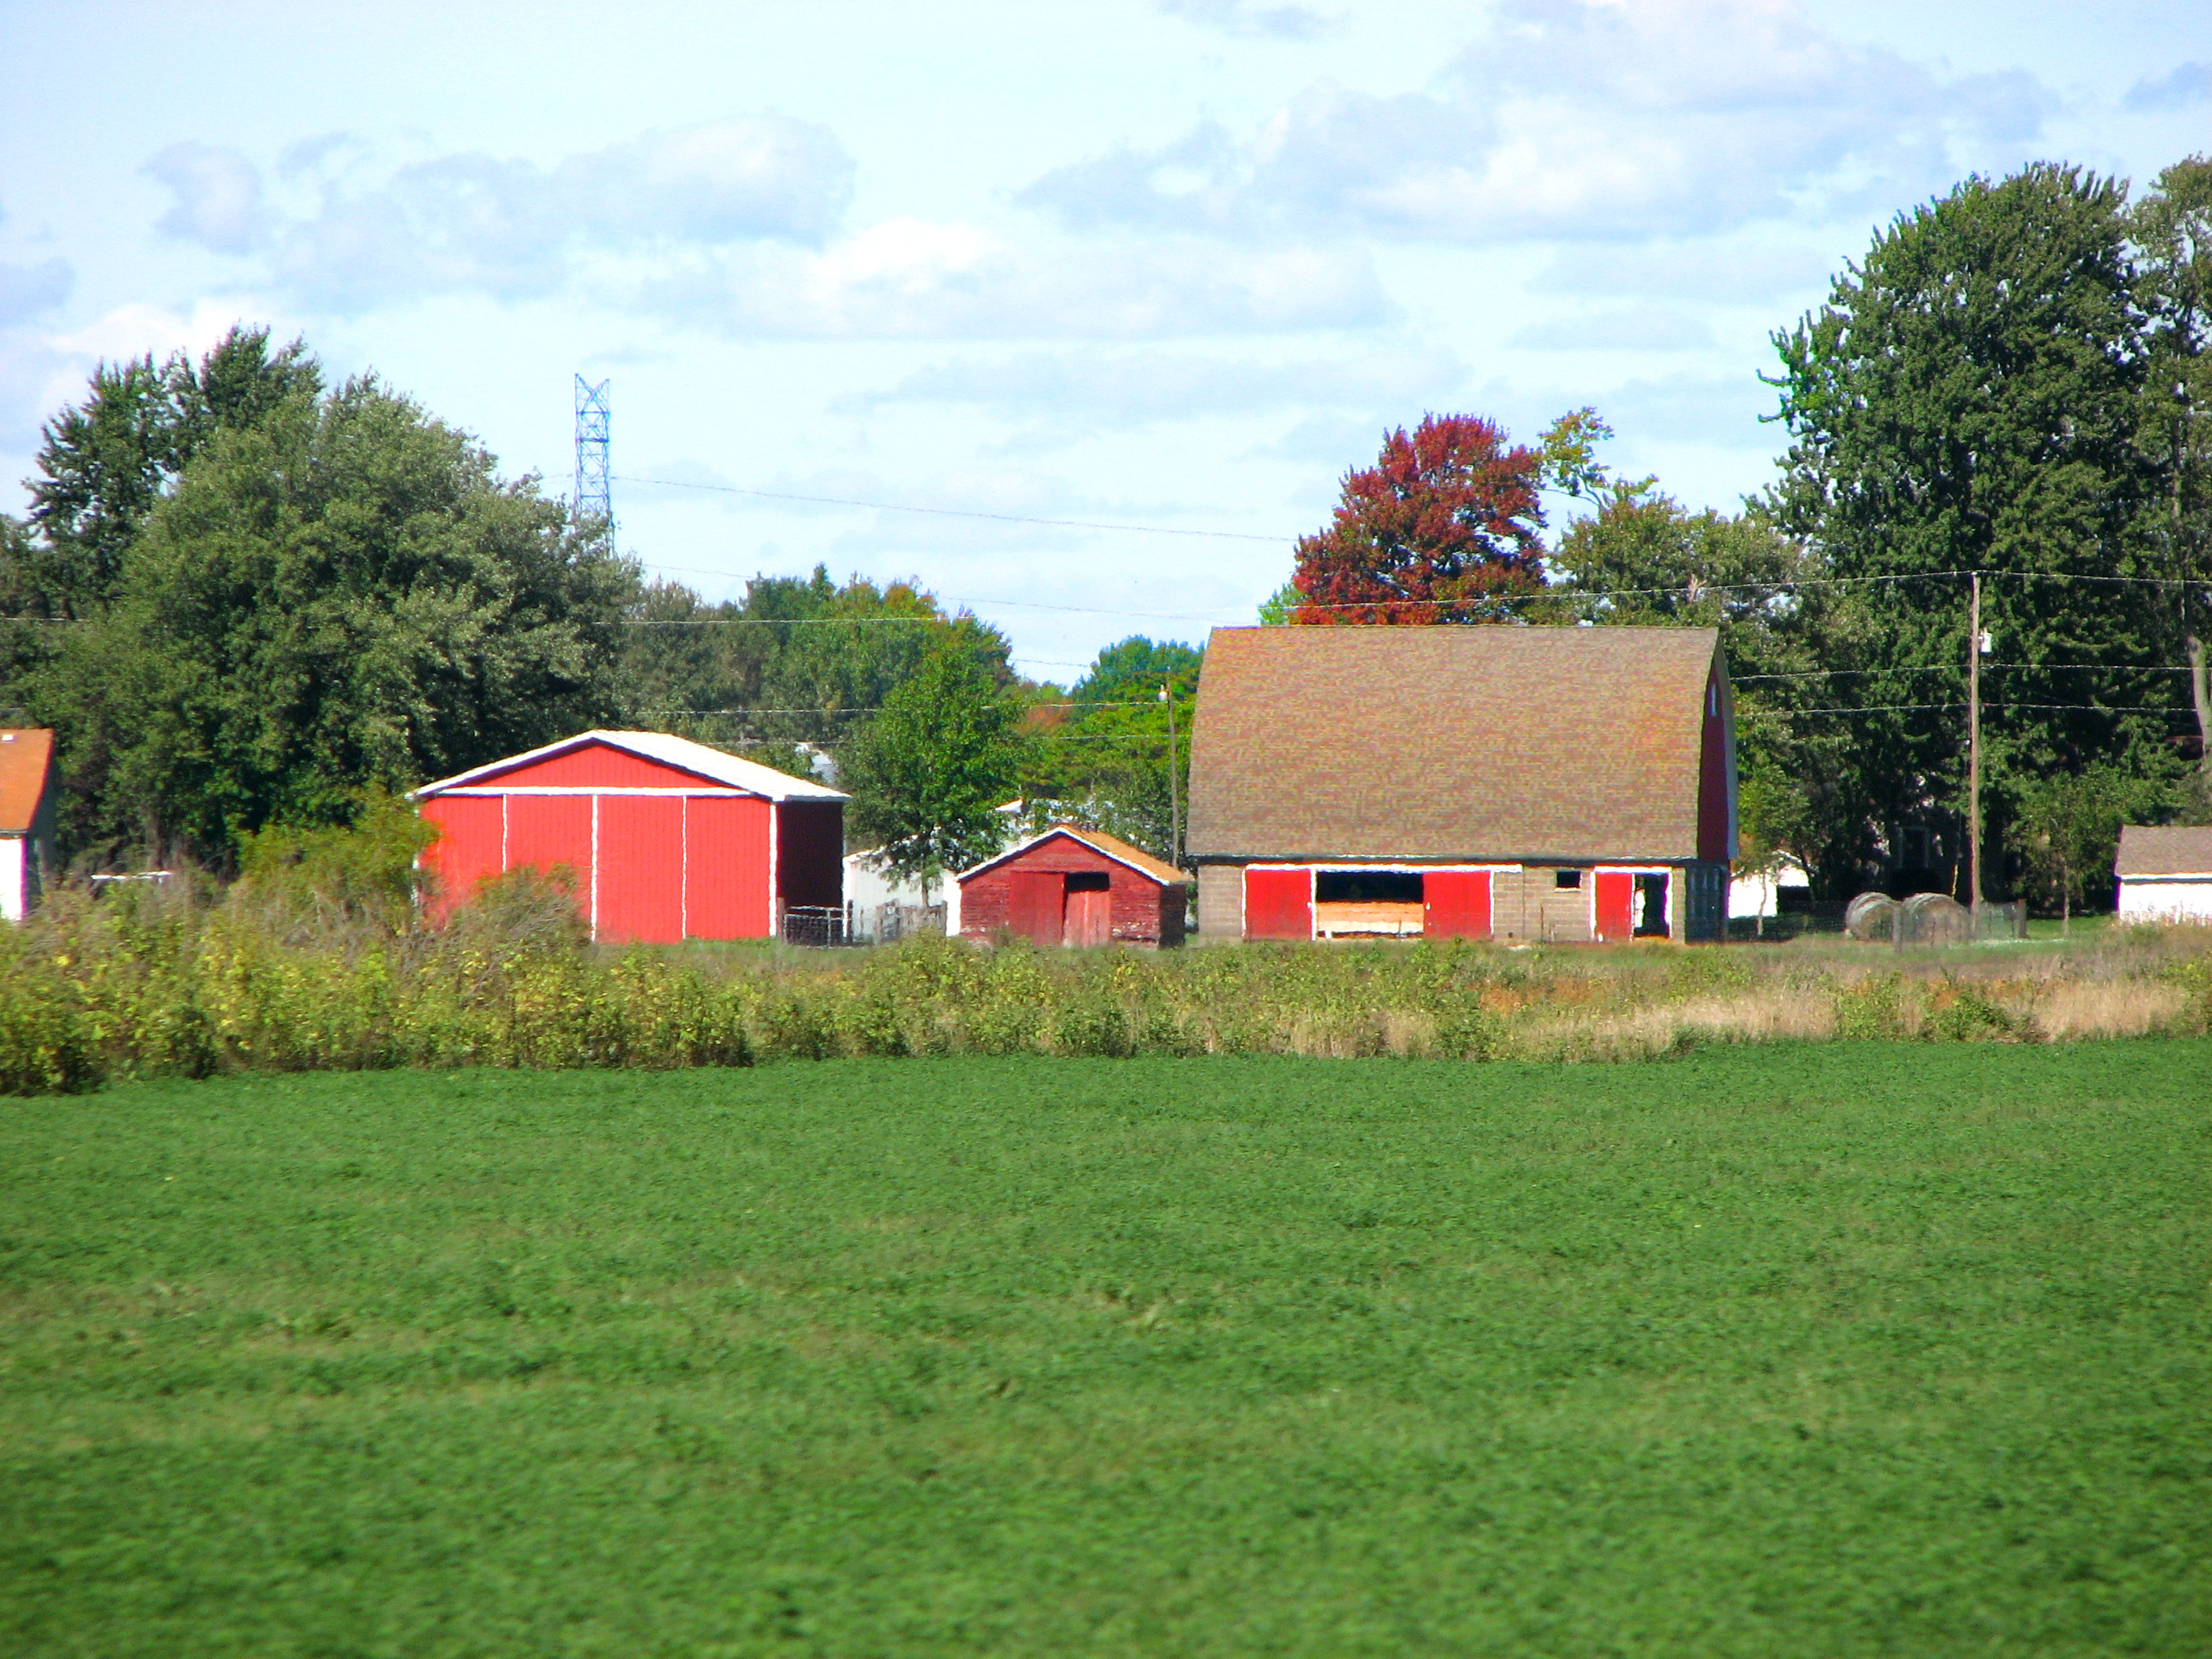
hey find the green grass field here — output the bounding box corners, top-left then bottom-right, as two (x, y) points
(4, 1047), (2209, 1657)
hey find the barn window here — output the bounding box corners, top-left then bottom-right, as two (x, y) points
(1065, 870), (1110, 892)
(1555, 869), (1583, 889)
(1315, 870), (1423, 904)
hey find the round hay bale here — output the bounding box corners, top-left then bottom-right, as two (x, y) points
(1844, 891), (1899, 941)
(1902, 891), (1970, 945)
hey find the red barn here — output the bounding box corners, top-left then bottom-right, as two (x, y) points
(955, 825), (1188, 948)
(410, 730), (846, 943)
(1187, 626), (1737, 944)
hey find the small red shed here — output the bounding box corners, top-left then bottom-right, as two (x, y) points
(955, 825), (1188, 948)
(410, 730), (847, 943)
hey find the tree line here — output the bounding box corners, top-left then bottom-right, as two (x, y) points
(5, 154), (2203, 914)
(1277, 156), (2212, 912)
(0, 331), (1195, 888)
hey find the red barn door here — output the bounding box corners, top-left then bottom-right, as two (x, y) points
(506, 795), (594, 917)
(1424, 870), (1492, 939)
(419, 795), (502, 918)
(1243, 867), (1312, 941)
(597, 796), (684, 943)
(1065, 875), (1112, 947)
(686, 796), (772, 939)
(1594, 870), (1635, 942)
(1005, 870), (1064, 945)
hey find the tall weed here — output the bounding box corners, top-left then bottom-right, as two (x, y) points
(5, 845), (2211, 1094)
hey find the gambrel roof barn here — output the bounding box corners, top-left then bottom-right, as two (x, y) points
(1186, 626), (1737, 943)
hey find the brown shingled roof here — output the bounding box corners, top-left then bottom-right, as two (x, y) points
(2115, 825), (2212, 877)
(1187, 626), (1723, 862)
(0, 729), (54, 835)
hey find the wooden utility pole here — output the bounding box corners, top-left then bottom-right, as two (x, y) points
(1163, 682), (1181, 866)
(1968, 571), (1983, 934)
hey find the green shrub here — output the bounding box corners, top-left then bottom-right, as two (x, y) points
(1836, 973), (1910, 1039)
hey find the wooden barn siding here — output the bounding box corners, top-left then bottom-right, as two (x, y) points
(1697, 672), (1733, 863)
(961, 837), (1177, 946)
(1201, 859), (1728, 943)
(1196, 864), (1242, 939)
(775, 800), (844, 909)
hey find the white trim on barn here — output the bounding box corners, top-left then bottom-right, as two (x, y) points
(412, 729), (847, 803)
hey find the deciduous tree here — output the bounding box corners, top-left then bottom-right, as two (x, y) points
(840, 643), (1027, 899)
(2131, 154), (2212, 800)
(1289, 413), (1545, 624)
(1771, 163), (2179, 887)
(23, 368), (637, 861)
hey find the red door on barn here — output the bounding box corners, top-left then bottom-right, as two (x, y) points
(1243, 867), (1313, 940)
(1593, 870), (1635, 942)
(1064, 873), (1111, 946)
(597, 796), (685, 943)
(506, 795), (594, 904)
(419, 795), (503, 919)
(1423, 870), (1492, 939)
(1005, 870), (1064, 945)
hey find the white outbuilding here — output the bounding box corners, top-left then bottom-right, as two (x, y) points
(2114, 825), (2212, 925)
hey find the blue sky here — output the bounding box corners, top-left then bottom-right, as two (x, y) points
(2, 0), (2207, 679)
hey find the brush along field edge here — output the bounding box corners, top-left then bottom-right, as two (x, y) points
(2, 891), (2210, 1093)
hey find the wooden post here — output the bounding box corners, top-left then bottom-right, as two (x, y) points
(1968, 571), (1983, 936)
(1163, 682), (1181, 867)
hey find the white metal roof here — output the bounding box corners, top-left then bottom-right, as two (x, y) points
(410, 729), (848, 802)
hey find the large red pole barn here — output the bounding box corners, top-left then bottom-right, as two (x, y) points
(409, 730), (846, 943)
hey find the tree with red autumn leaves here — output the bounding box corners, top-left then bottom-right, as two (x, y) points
(1289, 413), (1545, 624)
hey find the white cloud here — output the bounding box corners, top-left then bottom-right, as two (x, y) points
(1022, 0), (2053, 244)
(147, 116), (857, 312)
(1155, 0), (1332, 40)
(643, 222), (1392, 339)
(0, 298), (265, 441)
(46, 298), (262, 364)
(145, 142), (273, 255)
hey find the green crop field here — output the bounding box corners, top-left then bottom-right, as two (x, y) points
(3, 1046), (2209, 1657)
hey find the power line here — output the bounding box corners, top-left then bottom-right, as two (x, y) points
(1739, 701), (2200, 717)
(610, 474), (1289, 543)
(1733, 662), (2199, 682)
(636, 701), (1163, 716)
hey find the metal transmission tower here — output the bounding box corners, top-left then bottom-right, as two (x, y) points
(573, 375), (611, 538)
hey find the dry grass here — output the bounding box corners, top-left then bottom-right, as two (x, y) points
(2027, 977), (2192, 1040)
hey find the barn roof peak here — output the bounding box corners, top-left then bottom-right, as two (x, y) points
(958, 823), (1187, 888)
(411, 730), (848, 802)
